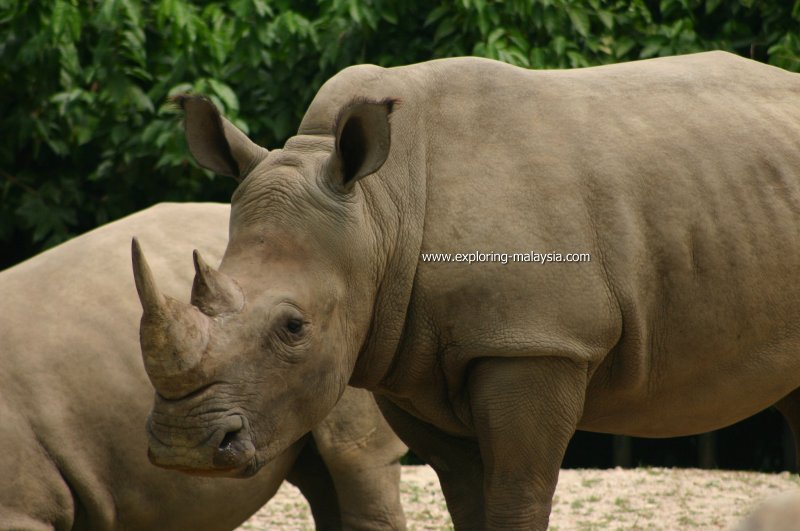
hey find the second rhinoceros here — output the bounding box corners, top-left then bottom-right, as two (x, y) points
(132, 51), (800, 529)
(1, 202), (406, 530)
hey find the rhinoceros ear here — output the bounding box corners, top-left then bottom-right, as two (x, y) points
(173, 94), (268, 182)
(329, 98), (395, 190)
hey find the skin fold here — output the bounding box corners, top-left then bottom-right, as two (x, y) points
(0, 203), (405, 530)
(135, 52), (800, 529)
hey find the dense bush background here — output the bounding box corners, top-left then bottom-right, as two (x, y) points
(2, 0), (800, 471)
(2, 0), (799, 267)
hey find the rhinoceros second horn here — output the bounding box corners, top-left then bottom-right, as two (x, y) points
(191, 249), (244, 316)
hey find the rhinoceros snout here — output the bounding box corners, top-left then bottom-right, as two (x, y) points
(146, 414), (256, 476)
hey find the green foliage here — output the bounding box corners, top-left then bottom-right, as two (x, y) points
(2, 0), (799, 267)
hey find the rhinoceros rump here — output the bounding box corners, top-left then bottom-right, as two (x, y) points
(135, 51), (800, 529)
(1, 203), (406, 530)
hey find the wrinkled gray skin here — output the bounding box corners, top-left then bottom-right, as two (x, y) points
(135, 51), (800, 529)
(0, 203), (406, 530)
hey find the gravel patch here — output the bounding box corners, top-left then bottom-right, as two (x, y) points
(239, 466), (800, 530)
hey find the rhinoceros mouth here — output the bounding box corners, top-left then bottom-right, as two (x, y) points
(152, 457), (260, 478)
(150, 457), (259, 478)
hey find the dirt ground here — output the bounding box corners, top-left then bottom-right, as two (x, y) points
(238, 466), (800, 530)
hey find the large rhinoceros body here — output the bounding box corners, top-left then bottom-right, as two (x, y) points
(134, 51), (800, 529)
(0, 203), (405, 530)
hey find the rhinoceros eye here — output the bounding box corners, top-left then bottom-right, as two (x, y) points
(286, 318), (304, 335)
(274, 306), (307, 349)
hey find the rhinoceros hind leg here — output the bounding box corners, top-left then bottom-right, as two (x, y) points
(775, 387), (800, 473)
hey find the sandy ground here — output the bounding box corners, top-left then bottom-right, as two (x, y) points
(238, 466), (800, 530)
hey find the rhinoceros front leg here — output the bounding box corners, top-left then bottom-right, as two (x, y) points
(468, 356), (587, 530)
(286, 433), (342, 530)
(375, 395), (486, 531)
(312, 387), (408, 530)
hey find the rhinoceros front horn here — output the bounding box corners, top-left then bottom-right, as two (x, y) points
(131, 238), (211, 399)
(131, 237), (165, 315)
(190, 249), (244, 316)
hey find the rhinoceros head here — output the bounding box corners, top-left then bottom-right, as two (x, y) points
(133, 95), (394, 476)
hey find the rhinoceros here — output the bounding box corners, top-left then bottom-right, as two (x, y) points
(731, 491), (800, 531)
(0, 202), (406, 530)
(131, 51), (800, 529)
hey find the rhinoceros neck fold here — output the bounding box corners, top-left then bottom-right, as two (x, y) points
(348, 132), (429, 390)
(294, 61), (434, 389)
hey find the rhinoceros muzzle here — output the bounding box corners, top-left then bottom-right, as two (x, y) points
(131, 238), (244, 399)
(146, 411), (257, 476)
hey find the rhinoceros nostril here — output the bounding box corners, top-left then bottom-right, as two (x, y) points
(218, 429), (240, 451)
(213, 428), (249, 469)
